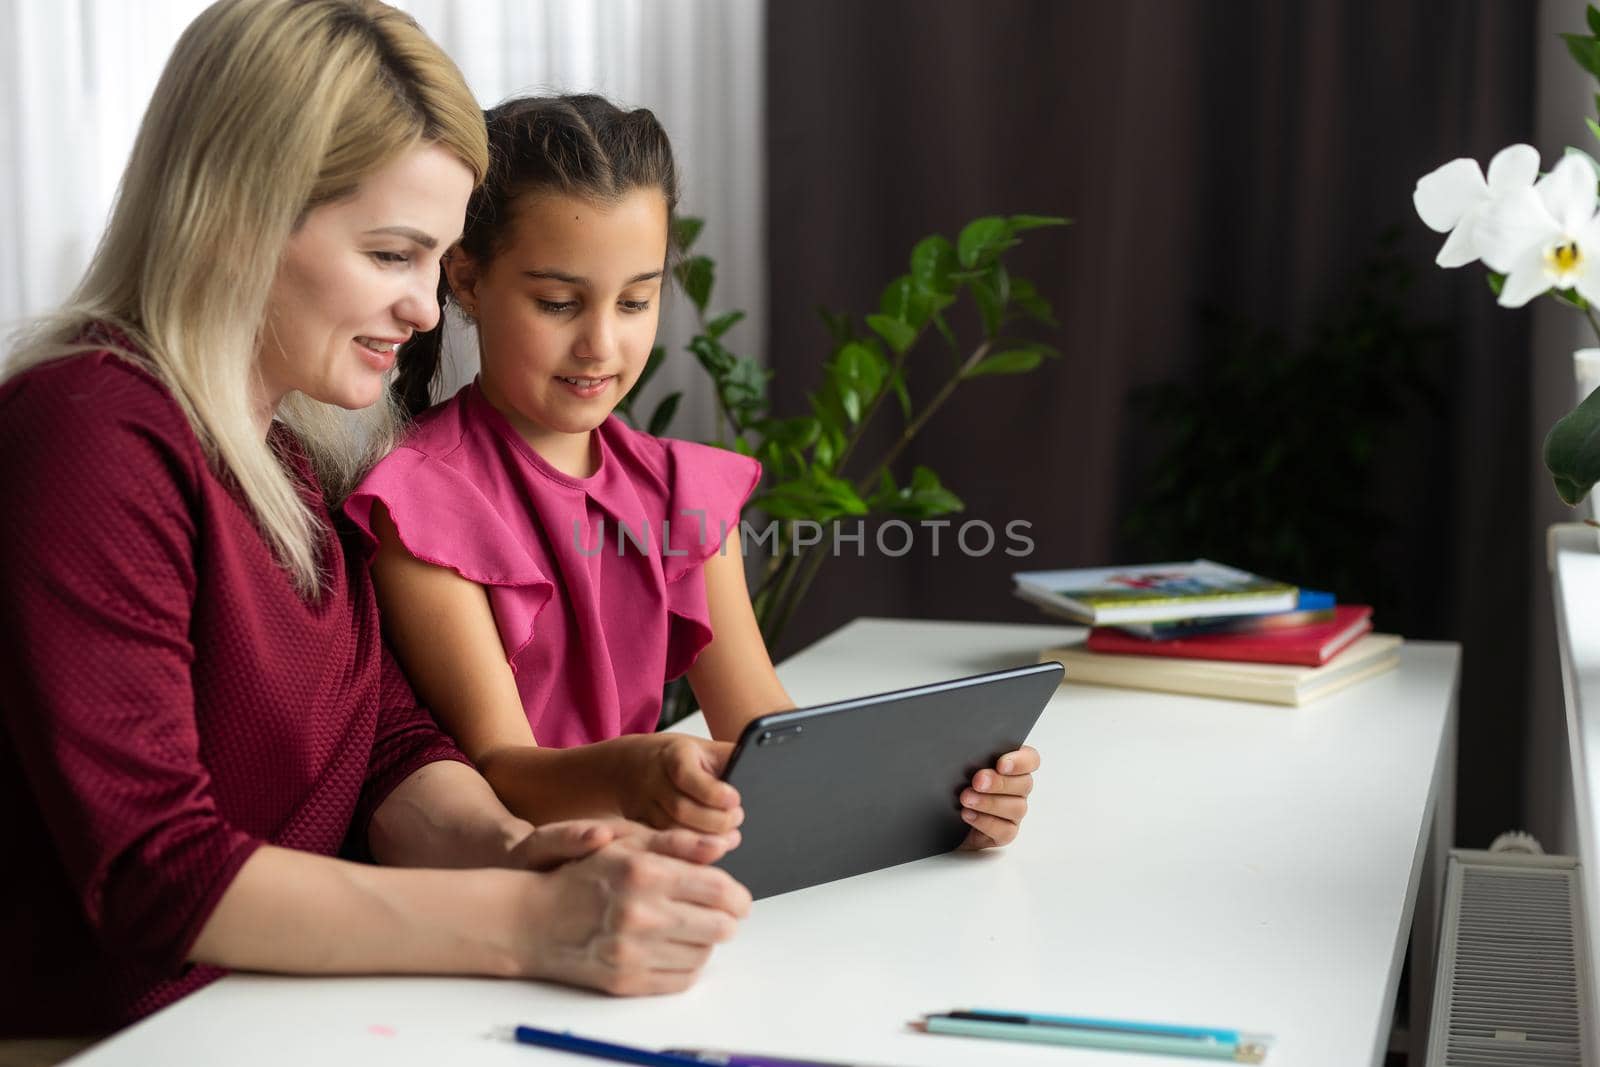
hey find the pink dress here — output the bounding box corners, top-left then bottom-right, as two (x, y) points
(345, 381), (761, 747)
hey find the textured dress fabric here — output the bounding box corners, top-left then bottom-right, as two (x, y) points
(345, 380), (762, 747)
(0, 351), (468, 1037)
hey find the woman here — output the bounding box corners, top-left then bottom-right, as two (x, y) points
(0, 0), (749, 1051)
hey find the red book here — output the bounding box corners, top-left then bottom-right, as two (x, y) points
(1085, 604), (1375, 667)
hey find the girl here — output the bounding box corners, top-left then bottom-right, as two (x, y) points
(348, 94), (1039, 849)
(0, 3), (745, 1048)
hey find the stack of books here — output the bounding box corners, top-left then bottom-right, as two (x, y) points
(1012, 559), (1400, 706)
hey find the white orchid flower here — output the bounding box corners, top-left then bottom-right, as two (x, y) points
(1475, 153), (1600, 307)
(1413, 143), (1540, 267)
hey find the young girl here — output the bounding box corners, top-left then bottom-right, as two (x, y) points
(346, 94), (1038, 850)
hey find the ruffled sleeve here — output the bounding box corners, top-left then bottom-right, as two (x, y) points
(657, 441), (762, 678)
(344, 447), (554, 664)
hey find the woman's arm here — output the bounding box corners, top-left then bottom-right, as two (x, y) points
(367, 503), (740, 832)
(190, 828), (751, 995)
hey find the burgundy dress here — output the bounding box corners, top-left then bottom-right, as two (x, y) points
(0, 350), (467, 1036)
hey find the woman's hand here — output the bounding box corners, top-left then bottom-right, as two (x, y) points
(612, 734), (744, 835)
(516, 830), (753, 995)
(956, 745), (1039, 850)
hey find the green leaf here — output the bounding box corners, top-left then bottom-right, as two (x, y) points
(816, 306), (854, 344)
(706, 310), (746, 339)
(889, 367), (912, 419)
(839, 386), (862, 424)
(1486, 271), (1506, 297)
(957, 216), (1011, 268)
(676, 255), (715, 314)
(1545, 383), (1600, 505)
(647, 391), (682, 436)
(910, 234), (958, 295)
(874, 465), (965, 517)
(1564, 33), (1600, 78)
(1588, 116), (1600, 146)
(963, 346), (1046, 379)
(1007, 213), (1071, 233)
(673, 216), (705, 252)
(930, 310), (959, 352)
(1588, 4), (1600, 37)
(866, 313), (918, 354)
(688, 334), (736, 375)
(969, 264), (1009, 337)
(1556, 287), (1590, 310)
(1009, 277), (1058, 326)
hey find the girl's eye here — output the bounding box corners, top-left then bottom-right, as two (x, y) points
(538, 299), (577, 313)
(369, 251), (409, 265)
(621, 300), (652, 313)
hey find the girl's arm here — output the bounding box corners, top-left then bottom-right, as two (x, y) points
(367, 503), (741, 833)
(687, 531), (1040, 850)
(687, 534), (795, 742)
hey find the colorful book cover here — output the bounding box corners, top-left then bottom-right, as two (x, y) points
(1012, 559), (1297, 625)
(1086, 604), (1374, 667)
(1113, 589), (1337, 640)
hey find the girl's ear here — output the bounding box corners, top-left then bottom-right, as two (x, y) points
(443, 245), (483, 316)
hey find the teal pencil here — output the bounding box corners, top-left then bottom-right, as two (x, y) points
(922, 1015), (1268, 1063)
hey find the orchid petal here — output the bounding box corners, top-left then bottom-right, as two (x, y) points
(1414, 158), (1487, 232)
(1498, 247), (1554, 307)
(1537, 154), (1599, 235)
(1435, 214), (1482, 267)
(1573, 216), (1600, 307)
(1486, 143), (1541, 192)
(1476, 186), (1560, 272)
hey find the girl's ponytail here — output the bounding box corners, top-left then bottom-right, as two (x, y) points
(393, 270), (454, 420)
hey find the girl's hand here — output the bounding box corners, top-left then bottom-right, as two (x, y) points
(616, 735), (744, 835)
(957, 745), (1039, 850)
(504, 817), (740, 872)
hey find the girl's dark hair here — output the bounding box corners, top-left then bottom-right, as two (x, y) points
(393, 93), (680, 418)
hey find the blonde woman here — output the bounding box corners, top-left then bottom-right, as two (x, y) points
(0, 0), (748, 1051)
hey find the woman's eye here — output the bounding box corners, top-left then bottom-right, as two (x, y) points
(538, 299), (577, 313)
(621, 300), (652, 313)
(369, 251), (409, 265)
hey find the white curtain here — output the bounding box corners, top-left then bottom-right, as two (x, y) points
(0, 0), (764, 441)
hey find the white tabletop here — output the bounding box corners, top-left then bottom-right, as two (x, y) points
(1551, 523), (1600, 1039)
(68, 617), (1460, 1067)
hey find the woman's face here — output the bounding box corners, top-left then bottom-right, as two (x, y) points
(257, 142), (475, 417)
(455, 188), (668, 448)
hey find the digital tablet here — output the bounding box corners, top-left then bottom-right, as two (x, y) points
(715, 661), (1064, 899)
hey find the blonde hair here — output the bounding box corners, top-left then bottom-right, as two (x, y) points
(6, 0), (488, 595)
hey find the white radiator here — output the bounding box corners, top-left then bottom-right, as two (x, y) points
(1425, 851), (1590, 1066)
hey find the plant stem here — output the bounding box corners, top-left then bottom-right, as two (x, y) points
(855, 339), (993, 495)
(1584, 302), (1600, 347)
(833, 346), (913, 476)
(765, 529), (836, 650)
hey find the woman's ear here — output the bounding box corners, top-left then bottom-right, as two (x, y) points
(443, 245), (482, 318)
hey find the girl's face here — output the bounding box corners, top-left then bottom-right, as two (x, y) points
(454, 188), (668, 451)
(258, 142), (473, 420)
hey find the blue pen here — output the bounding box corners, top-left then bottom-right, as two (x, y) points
(511, 1024), (707, 1067)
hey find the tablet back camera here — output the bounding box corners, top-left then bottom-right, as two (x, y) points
(758, 724), (804, 746)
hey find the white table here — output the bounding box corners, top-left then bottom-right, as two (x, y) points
(1551, 523), (1600, 1044)
(68, 618), (1460, 1067)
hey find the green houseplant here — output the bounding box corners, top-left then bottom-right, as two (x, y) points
(617, 213), (1069, 669)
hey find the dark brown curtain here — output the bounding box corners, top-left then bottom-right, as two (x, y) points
(764, 0), (1535, 848)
